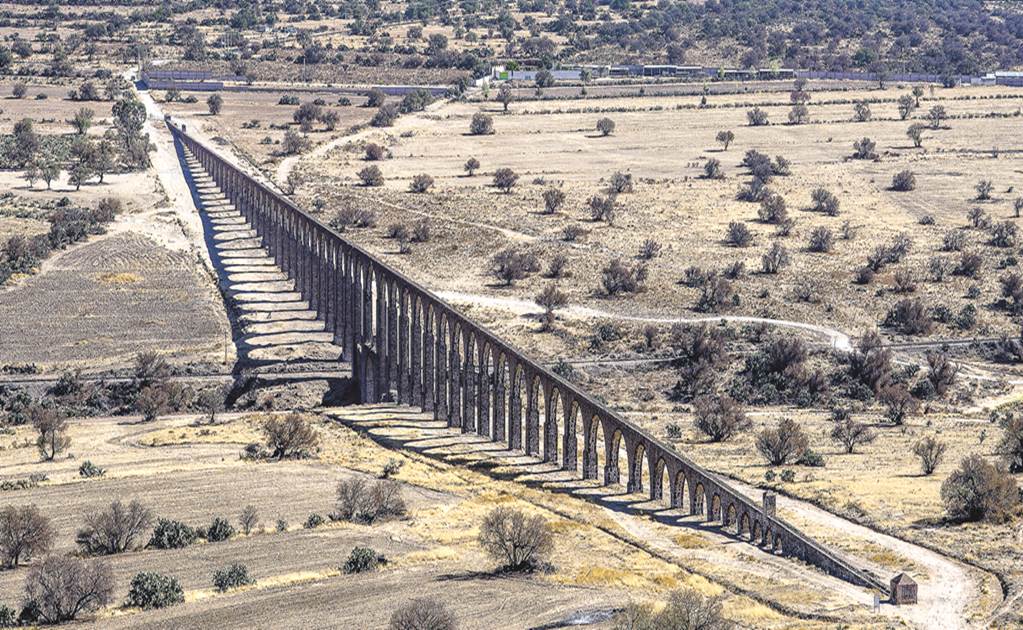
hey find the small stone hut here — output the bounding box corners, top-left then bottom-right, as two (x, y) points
(890, 573), (918, 605)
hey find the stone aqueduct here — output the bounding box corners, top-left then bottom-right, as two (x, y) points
(171, 123), (889, 596)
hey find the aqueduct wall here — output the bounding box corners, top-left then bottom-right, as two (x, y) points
(170, 122), (890, 596)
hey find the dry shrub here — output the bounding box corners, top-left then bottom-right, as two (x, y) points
(941, 455), (1020, 522)
(23, 556), (114, 623)
(262, 413), (319, 460)
(477, 507), (553, 572)
(389, 598), (457, 630)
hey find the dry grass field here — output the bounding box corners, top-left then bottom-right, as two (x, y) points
(160, 88), (376, 167)
(1, 0), (1021, 625)
(293, 84), (1023, 341)
(0, 231), (228, 369)
(0, 409), (866, 629)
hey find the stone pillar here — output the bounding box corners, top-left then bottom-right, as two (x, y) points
(422, 307), (434, 412)
(543, 395), (557, 464)
(562, 403), (577, 472)
(448, 330), (461, 429)
(492, 366), (505, 443)
(604, 462), (620, 486)
(508, 375), (522, 450)
(434, 322), (447, 421)
(582, 420), (598, 480)
(398, 291), (411, 406)
(362, 265), (373, 345)
(477, 356), (490, 438)
(410, 298), (423, 407)
(461, 350), (475, 434)
(376, 277), (390, 400)
(387, 285), (399, 397)
(525, 381), (539, 456)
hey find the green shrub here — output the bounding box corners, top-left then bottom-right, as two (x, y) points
(205, 517), (234, 542)
(798, 449), (826, 467)
(0, 604), (15, 628)
(780, 470), (796, 482)
(149, 519), (197, 549)
(212, 563), (254, 592)
(342, 547), (384, 574)
(126, 572), (184, 610)
(78, 461), (105, 478)
(304, 513), (325, 529)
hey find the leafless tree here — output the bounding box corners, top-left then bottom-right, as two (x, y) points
(477, 507), (553, 571)
(0, 505), (55, 568)
(693, 395), (750, 442)
(238, 505), (259, 535)
(878, 384), (918, 425)
(830, 418), (876, 454)
(23, 556), (114, 623)
(542, 187), (565, 214)
(913, 436), (946, 475)
(534, 284), (568, 331)
(998, 415), (1023, 472)
(715, 129), (734, 150)
(655, 588), (731, 630)
(493, 168), (518, 193)
(497, 83), (513, 112)
(490, 247), (537, 285)
(76, 499), (154, 555)
(31, 405), (70, 461)
(926, 351), (959, 398)
(756, 418), (808, 465)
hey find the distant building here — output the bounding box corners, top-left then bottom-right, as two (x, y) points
(890, 573), (918, 605)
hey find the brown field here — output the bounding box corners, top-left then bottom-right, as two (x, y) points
(0, 409), (853, 629)
(160, 89), (376, 167)
(0, 230), (227, 369)
(0, 81), (118, 136)
(288, 84), (1023, 341)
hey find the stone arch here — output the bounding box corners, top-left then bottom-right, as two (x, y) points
(447, 320), (464, 429)
(693, 482), (706, 515)
(724, 503), (738, 532)
(739, 512), (752, 540)
(752, 521), (764, 546)
(653, 458), (670, 505)
(493, 352), (509, 443)
(460, 329), (477, 434)
(526, 373), (542, 456)
(671, 470), (690, 511)
(710, 494), (722, 522)
(773, 533), (784, 554)
(564, 400), (581, 473)
(509, 362), (527, 451)
(542, 385), (563, 464)
(605, 425), (623, 486)
(476, 341), (494, 438)
(627, 440), (647, 494)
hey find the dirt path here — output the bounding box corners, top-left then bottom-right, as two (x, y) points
(339, 404), (991, 629)
(436, 288), (855, 351)
(726, 479), (979, 630)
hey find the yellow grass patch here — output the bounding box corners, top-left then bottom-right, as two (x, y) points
(97, 272), (142, 284)
(393, 547), (461, 566)
(672, 532), (710, 549)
